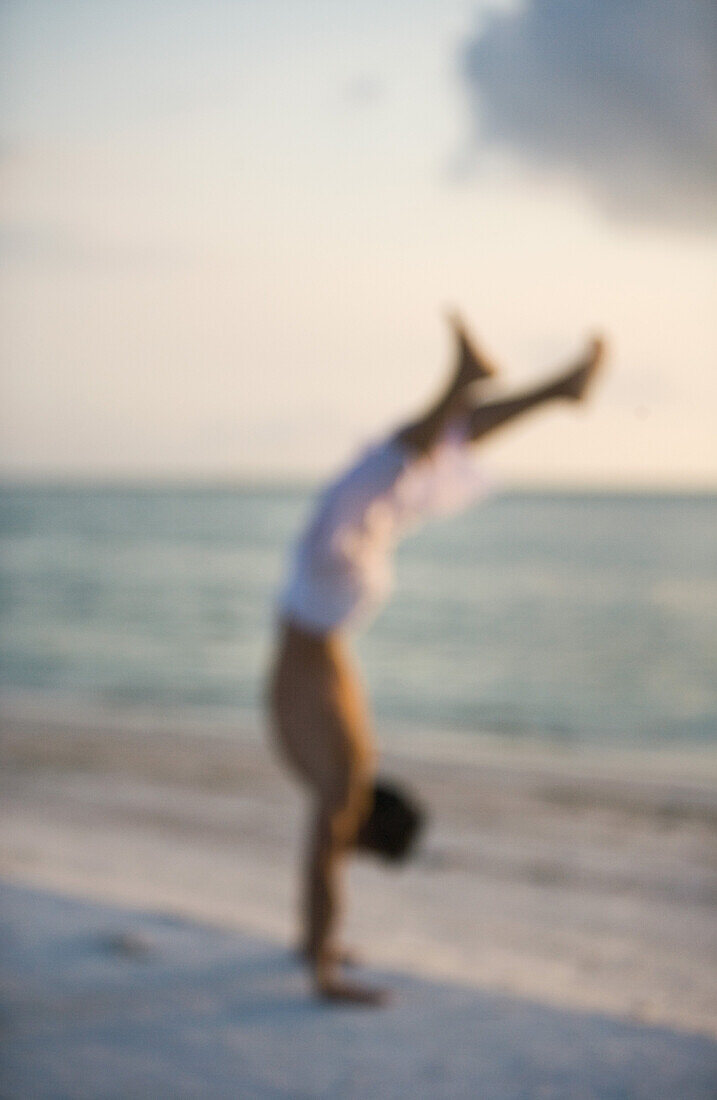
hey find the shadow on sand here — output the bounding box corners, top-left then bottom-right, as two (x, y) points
(2, 880), (715, 1099)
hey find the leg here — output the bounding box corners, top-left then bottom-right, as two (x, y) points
(467, 336), (605, 443)
(397, 314), (499, 455)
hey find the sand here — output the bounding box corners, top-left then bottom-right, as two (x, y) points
(3, 879), (717, 1100)
(2, 701), (716, 1045)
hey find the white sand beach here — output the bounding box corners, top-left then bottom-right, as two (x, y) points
(2, 702), (716, 1046)
(4, 880), (717, 1100)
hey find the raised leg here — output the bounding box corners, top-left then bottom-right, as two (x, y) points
(467, 336), (605, 444)
(397, 314), (499, 455)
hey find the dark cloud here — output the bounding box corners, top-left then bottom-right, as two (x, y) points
(458, 0), (717, 228)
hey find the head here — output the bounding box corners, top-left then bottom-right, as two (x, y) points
(356, 779), (426, 863)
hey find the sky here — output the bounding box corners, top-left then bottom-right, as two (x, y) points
(1, 0), (716, 486)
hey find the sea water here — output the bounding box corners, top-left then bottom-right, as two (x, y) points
(1, 483), (715, 749)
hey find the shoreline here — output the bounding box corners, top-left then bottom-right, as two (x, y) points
(3, 689), (717, 784)
(2, 703), (716, 1038)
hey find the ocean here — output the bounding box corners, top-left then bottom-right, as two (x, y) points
(1, 483), (715, 750)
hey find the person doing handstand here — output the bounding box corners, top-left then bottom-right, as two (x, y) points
(268, 315), (605, 1004)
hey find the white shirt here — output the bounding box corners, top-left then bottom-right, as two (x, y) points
(280, 418), (486, 633)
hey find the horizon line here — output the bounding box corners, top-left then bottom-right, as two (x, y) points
(1, 471), (716, 497)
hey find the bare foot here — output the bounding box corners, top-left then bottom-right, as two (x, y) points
(317, 976), (391, 1007)
(557, 335), (606, 400)
(447, 311), (498, 386)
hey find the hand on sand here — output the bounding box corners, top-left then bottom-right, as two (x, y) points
(446, 311), (498, 386)
(299, 943), (360, 968)
(317, 976), (391, 1007)
(558, 335), (607, 401)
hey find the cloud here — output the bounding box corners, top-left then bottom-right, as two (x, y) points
(458, 0), (717, 229)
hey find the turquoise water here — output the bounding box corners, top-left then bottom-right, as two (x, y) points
(1, 484), (716, 748)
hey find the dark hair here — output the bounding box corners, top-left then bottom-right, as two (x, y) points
(356, 779), (425, 863)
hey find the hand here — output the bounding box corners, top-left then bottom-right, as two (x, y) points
(317, 975), (391, 1006)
